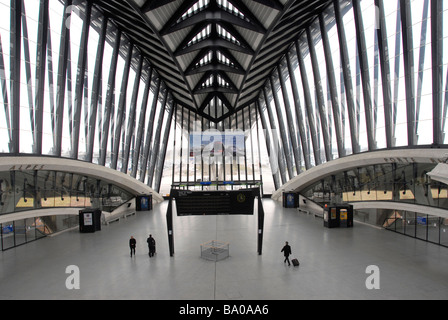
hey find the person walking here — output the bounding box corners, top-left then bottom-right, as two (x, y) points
(129, 236), (136, 257)
(281, 241), (292, 266)
(147, 234), (156, 257)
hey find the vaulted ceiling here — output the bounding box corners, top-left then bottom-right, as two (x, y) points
(92, 0), (333, 122)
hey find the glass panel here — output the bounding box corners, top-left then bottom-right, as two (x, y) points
(410, 0), (433, 145)
(0, 0), (11, 153)
(19, 0), (40, 154)
(1, 221), (15, 250)
(416, 212), (428, 240)
(359, 0), (387, 150)
(404, 211), (416, 238)
(15, 171), (35, 212)
(42, 0), (64, 156)
(427, 216), (440, 244)
(443, 1), (448, 145)
(34, 217), (48, 239)
(14, 219), (26, 246)
(340, 0), (369, 152)
(441, 219), (448, 247)
(25, 217), (36, 242)
(310, 19), (335, 161)
(77, 7), (101, 161)
(291, 44), (316, 166)
(323, 3), (352, 156)
(40, 171), (56, 208)
(394, 211), (405, 234)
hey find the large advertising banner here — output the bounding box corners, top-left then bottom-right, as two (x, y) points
(189, 130), (246, 164)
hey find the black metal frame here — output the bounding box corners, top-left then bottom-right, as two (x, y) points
(166, 187), (265, 257)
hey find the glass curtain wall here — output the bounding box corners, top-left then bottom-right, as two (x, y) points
(299, 162), (448, 210)
(258, 0), (448, 195)
(0, 0), (174, 193)
(0, 168), (134, 250)
(1, 215), (77, 250)
(169, 103), (267, 193)
(384, 210), (448, 247)
(0, 170), (134, 215)
(0, 0), (447, 198)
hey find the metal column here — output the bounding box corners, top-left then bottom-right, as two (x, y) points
(400, 0), (417, 146)
(257, 99), (281, 190)
(277, 63), (302, 174)
(319, 13), (345, 158)
(432, 0), (443, 145)
(285, 51), (312, 169)
(295, 40), (322, 164)
(99, 29), (121, 166)
(10, 0), (22, 155)
(333, 0), (360, 154)
(375, 0), (394, 149)
(34, 0), (50, 155)
(306, 28), (333, 161)
(86, 16), (108, 163)
(352, 0), (376, 151)
(111, 42), (133, 170)
(71, 1), (92, 159)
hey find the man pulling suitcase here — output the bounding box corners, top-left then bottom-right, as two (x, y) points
(281, 241), (299, 267)
(281, 242), (292, 266)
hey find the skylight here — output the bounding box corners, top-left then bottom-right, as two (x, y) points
(187, 24), (212, 47)
(217, 0), (246, 20)
(217, 51), (234, 67)
(216, 24), (240, 46)
(180, 0), (211, 22)
(196, 51), (214, 68)
(198, 74), (231, 90)
(217, 74), (231, 88)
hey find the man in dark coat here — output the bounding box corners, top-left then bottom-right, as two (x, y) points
(129, 236), (136, 257)
(147, 234), (156, 257)
(281, 241), (292, 266)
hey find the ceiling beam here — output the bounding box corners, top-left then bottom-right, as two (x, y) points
(140, 0), (176, 13)
(252, 0), (284, 11)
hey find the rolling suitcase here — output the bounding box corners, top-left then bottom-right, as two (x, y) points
(291, 258), (300, 267)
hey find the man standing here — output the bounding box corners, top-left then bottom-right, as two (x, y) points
(147, 234), (156, 257)
(129, 236), (136, 257)
(281, 241), (292, 266)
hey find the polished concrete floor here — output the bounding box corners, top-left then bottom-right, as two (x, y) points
(1, 199), (447, 300)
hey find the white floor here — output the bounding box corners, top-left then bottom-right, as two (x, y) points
(1, 199), (447, 300)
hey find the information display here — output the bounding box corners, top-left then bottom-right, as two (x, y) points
(136, 194), (153, 211)
(173, 189), (255, 216)
(79, 209), (102, 233)
(283, 192), (299, 208)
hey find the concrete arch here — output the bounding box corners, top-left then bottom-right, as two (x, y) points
(351, 201), (448, 219)
(0, 156), (164, 203)
(272, 148), (448, 202)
